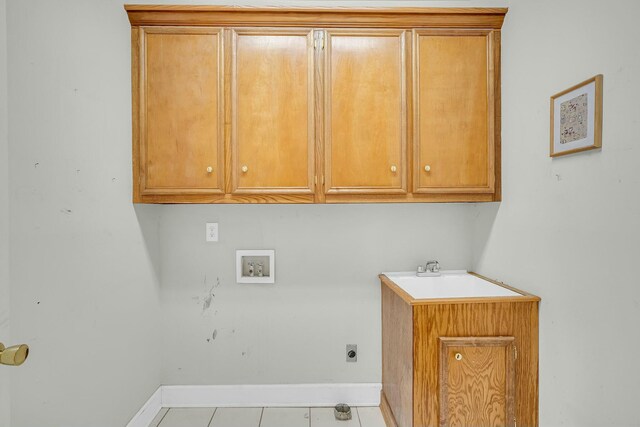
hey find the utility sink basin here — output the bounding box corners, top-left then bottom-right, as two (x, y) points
(382, 271), (523, 300)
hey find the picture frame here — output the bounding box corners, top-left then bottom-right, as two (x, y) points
(236, 249), (275, 284)
(550, 74), (603, 157)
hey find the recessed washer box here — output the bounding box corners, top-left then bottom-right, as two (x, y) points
(236, 250), (275, 284)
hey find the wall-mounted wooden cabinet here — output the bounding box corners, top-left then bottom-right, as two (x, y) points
(230, 28), (315, 194)
(230, 29), (316, 196)
(135, 27), (225, 198)
(413, 30), (498, 196)
(127, 6), (507, 204)
(324, 29), (407, 196)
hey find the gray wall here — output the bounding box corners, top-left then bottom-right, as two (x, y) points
(131, 0), (491, 390)
(160, 204), (472, 385)
(6, 1), (162, 426)
(472, 0), (640, 426)
(6, 0), (640, 426)
(1, 1), (488, 425)
(0, 0), (10, 424)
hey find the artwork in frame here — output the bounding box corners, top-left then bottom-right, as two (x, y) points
(550, 74), (603, 157)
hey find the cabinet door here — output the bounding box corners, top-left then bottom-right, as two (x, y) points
(231, 29), (315, 194)
(414, 31), (496, 194)
(139, 27), (224, 197)
(439, 337), (515, 427)
(324, 30), (407, 194)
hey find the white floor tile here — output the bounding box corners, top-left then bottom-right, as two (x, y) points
(356, 407), (386, 427)
(210, 407), (263, 427)
(310, 407), (360, 427)
(260, 407), (310, 427)
(148, 408), (169, 427)
(159, 408), (216, 427)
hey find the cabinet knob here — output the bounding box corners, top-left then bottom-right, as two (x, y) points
(424, 165), (431, 172)
(241, 165), (248, 173)
(455, 353), (463, 361)
(206, 166), (213, 173)
(390, 165), (397, 173)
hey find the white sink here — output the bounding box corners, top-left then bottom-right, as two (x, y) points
(382, 271), (522, 300)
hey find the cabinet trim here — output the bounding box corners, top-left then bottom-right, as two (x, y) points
(125, 6), (508, 29)
(132, 27), (141, 202)
(313, 30), (326, 203)
(492, 30), (502, 201)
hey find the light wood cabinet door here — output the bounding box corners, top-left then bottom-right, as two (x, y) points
(138, 27), (224, 197)
(324, 30), (407, 195)
(231, 29), (315, 194)
(439, 337), (516, 427)
(414, 30), (497, 194)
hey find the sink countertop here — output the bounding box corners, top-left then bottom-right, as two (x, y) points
(380, 271), (541, 305)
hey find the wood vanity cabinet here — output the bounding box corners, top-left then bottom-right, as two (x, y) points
(126, 6), (506, 203)
(380, 274), (539, 427)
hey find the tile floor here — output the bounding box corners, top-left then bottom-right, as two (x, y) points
(149, 406), (386, 427)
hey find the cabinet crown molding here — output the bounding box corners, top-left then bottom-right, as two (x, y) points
(124, 5), (507, 29)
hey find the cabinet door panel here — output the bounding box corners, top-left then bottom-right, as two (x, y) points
(415, 31), (494, 193)
(325, 30), (407, 194)
(141, 27), (224, 195)
(231, 29), (315, 194)
(439, 337), (515, 427)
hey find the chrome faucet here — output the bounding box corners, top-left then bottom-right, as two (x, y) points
(425, 260), (440, 273)
(417, 260), (441, 276)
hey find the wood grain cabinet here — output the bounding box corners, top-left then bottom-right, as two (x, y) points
(413, 31), (499, 195)
(230, 29), (315, 196)
(324, 29), (407, 195)
(127, 6), (507, 203)
(380, 274), (539, 427)
(439, 337), (516, 427)
(134, 27), (224, 199)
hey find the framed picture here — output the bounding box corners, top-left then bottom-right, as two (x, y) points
(236, 249), (275, 284)
(550, 74), (603, 157)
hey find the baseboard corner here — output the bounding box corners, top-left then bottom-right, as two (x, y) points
(126, 386), (162, 427)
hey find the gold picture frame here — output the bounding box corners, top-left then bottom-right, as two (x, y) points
(550, 74), (603, 157)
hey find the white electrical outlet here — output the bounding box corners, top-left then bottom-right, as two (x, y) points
(206, 223), (219, 242)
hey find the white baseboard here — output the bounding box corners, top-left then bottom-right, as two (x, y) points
(126, 387), (162, 427)
(127, 383), (381, 426)
(162, 383), (382, 408)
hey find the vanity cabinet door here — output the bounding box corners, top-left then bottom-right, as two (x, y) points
(414, 30), (497, 195)
(136, 27), (225, 199)
(230, 29), (315, 195)
(439, 337), (516, 427)
(324, 29), (408, 195)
